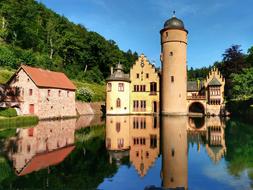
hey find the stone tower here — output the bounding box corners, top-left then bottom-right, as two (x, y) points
(160, 13), (188, 115)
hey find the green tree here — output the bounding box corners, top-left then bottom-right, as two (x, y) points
(231, 67), (253, 100)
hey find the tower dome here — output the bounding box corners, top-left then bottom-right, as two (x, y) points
(164, 16), (185, 30)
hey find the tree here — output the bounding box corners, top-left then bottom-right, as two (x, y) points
(231, 67), (253, 100)
(216, 45), (248, 100)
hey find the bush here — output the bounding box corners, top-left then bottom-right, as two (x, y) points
(76, 87), (94, 102)
(0, 108), (17, 117)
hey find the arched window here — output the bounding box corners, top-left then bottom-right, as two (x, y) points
(116, 98), (121, 108)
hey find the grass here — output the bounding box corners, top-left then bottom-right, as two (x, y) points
(0, 68), (14, 84)
(0, 115), (39, 129)
(73, 80), (105, 102)
(0, 108), (17, 117)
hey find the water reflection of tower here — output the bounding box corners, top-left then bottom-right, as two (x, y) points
(106, 116), (130, 165)
(161, 116), (188, 189)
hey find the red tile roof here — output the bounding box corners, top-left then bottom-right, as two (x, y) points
(17, 145), (75, 176)
(20, 65), (76, 90)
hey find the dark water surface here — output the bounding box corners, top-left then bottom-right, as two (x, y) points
(0, 115), (252, 190)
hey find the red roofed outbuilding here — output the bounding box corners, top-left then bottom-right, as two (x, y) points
(7, 65), (76, 119)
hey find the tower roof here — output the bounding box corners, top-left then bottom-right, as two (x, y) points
(106, 63), (130, 82)
(164, 16), (185, 30)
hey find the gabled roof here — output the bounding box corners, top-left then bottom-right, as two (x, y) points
(9, 65), (76, 90)
(17, 145), (75, 176)
(187, 81), (204, 92)
(208, 77), (222, 86)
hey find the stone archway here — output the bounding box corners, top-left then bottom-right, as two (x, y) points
(188, 102), (205, 116)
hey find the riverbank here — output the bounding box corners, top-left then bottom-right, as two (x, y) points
(0, 115), (39, 128)
(226, 98), (253, 122)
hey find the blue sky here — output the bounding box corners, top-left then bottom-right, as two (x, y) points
(39, 0), (253, 68)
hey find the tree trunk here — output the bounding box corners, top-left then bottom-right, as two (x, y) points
(50, 38), (54, 59)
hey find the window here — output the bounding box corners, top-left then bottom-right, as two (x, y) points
(166, 32), (168, 37)
(171, 148), (175, 157)
(146, 73), (149, 78)
(150, 82), (157, 94)
(171, 76), (174, 83)
(107, 83), (112, 92)
(150, 135), (157, 148)
(118, 138), (124, 148)
(116, 122), (121, 133)
(58, 90), (61, 97)
(170, 51), (173, 56)
(118, 83), (124, 91)
(106, 138), (111, 148)
(27, 144), (31, 153)
(136, 73), (140, 79)
(48, 90), (51, 97)
(116, 98), (121, 108)
(67, 91), (69, 97)
(29, 89), (33, 96)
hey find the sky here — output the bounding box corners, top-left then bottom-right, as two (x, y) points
(39, 0), (253, 68)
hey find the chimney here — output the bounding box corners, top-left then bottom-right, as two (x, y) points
(110, 66), (113, 75)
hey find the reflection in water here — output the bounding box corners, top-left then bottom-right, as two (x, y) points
(106, 115), (160, 176)
(105, 115), (227, 189)
(161, 116), (188, 189)
(5, 115), (105, 177)
(188, 116), (226, 163)
(1, 115), (231, 189)
(7, 119), (76, 176)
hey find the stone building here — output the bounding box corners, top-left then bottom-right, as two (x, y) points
(187, 67), (225, 116)
(106, 54), (160, 115)
(6, 65), (76, 119)
(106, 64), (130, 115)
(130, 55), (160, 114)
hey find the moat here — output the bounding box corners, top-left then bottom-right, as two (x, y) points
(0, 115), (252, 190)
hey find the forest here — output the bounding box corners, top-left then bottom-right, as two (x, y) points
(0, 0), (138, 84)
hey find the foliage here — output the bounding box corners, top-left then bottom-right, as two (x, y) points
(76, 86), (94, 102)
(0, 156), (11, 183)
(231, 68), (253, 100)
(225, 119), (253, 176)
(0, 115), (39, 128)
(188, 66), (211, 80)
(0, 0), (138, 83)
(73, 80), (105, 102)
(0, 108), (17, 117)
(226, 98), (253, 122)
(216, 45), (249, 99)
(0, 67), (14, 84)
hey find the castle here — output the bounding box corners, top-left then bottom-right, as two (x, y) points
(106, 14), (225, 116)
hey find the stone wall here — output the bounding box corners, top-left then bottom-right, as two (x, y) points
(76, 101), (105, 115)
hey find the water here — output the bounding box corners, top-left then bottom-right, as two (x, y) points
(0, 115), (252, 190)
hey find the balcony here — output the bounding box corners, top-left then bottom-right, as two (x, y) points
(187, 95), (206, 100)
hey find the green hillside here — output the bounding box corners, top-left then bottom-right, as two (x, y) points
(0, 0), (138, 84)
